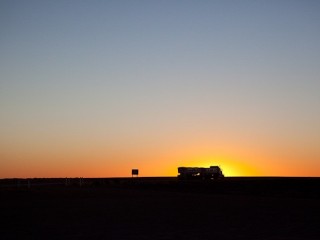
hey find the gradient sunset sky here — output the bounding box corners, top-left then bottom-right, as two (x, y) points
(1, 0), (320, 178)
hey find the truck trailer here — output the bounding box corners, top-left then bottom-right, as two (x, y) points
(178, 166), (224, 180)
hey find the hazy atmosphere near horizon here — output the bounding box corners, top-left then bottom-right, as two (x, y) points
(1, 0), (319, 178)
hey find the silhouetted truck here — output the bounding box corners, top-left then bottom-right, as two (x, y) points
(178, 166), (224, 180)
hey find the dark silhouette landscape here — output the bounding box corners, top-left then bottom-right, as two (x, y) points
(1, 177), (319, 239)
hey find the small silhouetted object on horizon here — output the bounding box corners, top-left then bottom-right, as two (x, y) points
(132, 169), (139, 177)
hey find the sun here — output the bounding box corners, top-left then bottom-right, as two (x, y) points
(176, 155), (259, 177)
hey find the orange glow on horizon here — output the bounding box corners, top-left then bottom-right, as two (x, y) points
(173, 155), (261, 177)
(1, 143), (318, 178)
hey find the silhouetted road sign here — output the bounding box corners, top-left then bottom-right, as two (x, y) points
(132, 169), (139, 177)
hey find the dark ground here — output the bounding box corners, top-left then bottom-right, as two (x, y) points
(1, 177), (320, 240)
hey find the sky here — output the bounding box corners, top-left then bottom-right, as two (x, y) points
(1, 0), (320, 178)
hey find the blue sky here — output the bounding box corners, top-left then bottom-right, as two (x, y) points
(1, 0), (320, 177)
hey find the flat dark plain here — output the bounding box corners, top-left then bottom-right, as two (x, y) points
(1, 177), (319, 240)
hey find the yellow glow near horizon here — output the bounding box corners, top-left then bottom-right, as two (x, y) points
(176, 155), (260, 177)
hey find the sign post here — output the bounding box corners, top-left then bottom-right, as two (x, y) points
(132, 169), (139, 178)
